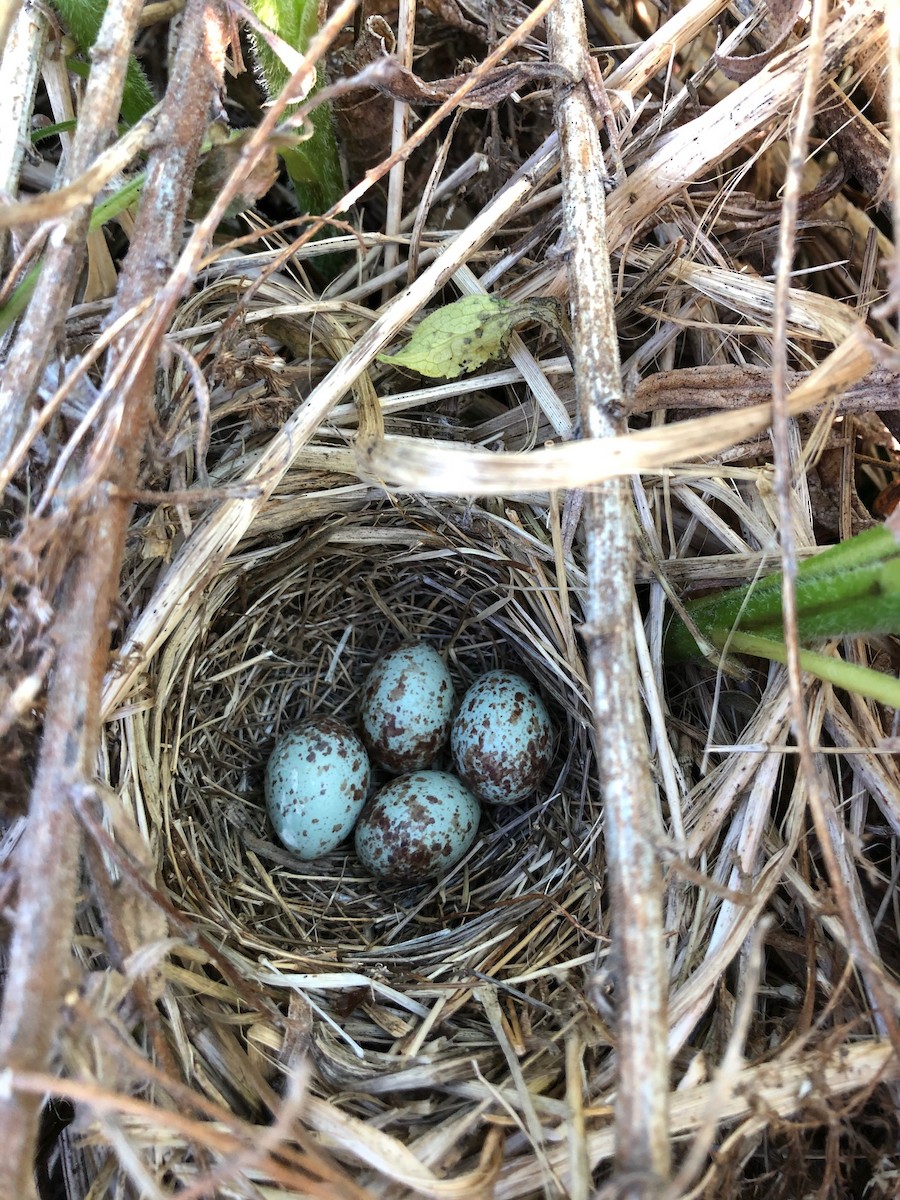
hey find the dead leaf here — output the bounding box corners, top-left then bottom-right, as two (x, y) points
(715, 0), (803, 82)
(332, 15), (396, 177)
(334, 56), (574, 111)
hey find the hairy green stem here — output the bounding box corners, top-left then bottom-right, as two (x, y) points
(665, 525), (900, 664)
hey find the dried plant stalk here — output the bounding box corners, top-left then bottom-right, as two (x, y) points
(600, 1), (885, 258)
(0, 0), (146, 465)
(100, 145), (561, 717)
(0, 1), (227, 1193)
(548, 0), (669, 1190)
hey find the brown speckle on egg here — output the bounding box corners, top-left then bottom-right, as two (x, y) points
(451, 670), (553, 804)
(355, 771), (481, 880)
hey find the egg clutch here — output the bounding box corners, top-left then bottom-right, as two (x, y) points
(264, 642), (554, 882)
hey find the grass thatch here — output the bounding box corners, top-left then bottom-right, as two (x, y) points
(2, 0), (900, 1197)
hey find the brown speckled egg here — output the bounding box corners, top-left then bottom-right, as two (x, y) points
(360, 642), (455, 772)
(264, 716), (370, 859)
(451, 670), (553, 804)
(354, 771), (480, 880)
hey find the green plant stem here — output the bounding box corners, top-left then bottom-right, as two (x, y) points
(665, 525), (900, 663)
(725, 632), (900, 708)
(247, 0), (343, 216)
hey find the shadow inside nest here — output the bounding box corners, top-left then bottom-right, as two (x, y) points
(147, 502), (602, 983)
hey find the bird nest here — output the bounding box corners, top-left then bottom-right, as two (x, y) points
(94, 498), (604, 1196)
(152, 501), (596, 959)
(4, 0), (900, 1195)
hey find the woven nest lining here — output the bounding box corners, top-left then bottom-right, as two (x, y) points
(126, 499), (605, 1127)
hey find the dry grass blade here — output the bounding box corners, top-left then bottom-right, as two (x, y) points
(601, 2), (886, 256)
(3, 0), (900, 1196)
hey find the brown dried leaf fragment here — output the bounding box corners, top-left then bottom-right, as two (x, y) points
(339, 56), (574, 111)
(331, 15), (396, 178)
(421, 0), (484, 36)
(715, 0), (803, 82)
(816, 82), (892, 211)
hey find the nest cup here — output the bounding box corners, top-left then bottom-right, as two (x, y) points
(119, 498), (603, 1160)
(157, 503), (597, 930)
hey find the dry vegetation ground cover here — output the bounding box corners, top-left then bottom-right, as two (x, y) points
(1, 0), (900, 1197)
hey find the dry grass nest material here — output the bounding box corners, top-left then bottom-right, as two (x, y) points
(154, 504), (596, 962)
(4, 0), (900, 1196)
(103, 501), (604, 1197)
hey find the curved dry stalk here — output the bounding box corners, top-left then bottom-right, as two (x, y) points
(0, 113), (157, 229)
(359, 329), (877, 494)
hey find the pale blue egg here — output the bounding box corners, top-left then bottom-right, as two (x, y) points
(360, 643), (455, 771)
(265, 716), (370, 859)
(355, 770), (480, 880)
(451, 670), (553, 804)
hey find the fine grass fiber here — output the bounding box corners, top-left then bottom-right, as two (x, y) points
(2, 0), (900, 1196)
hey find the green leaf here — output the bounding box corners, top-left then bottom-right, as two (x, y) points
(248, 0), (343, 218)
(0, 263), (41, 337)
(52, 0), (155, 126)
(89, 171), (145, 228)
(31, 120), (78, 143)
(378, 295), (564, 379)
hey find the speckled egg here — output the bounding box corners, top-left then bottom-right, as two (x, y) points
(264, 716), (370, 859)
(451, 670), (553, 804)
(354, 770), (481, 880)
(360, 642), (455, 772)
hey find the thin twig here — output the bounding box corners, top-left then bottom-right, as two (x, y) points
(0, 0), (48, 267)
(381, 0), (416, 295)
(881, 1), (900, 321)
(0, 0), (148, 464)
(547, 1), (670, 1193)
(0, 2), (227, 1193)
